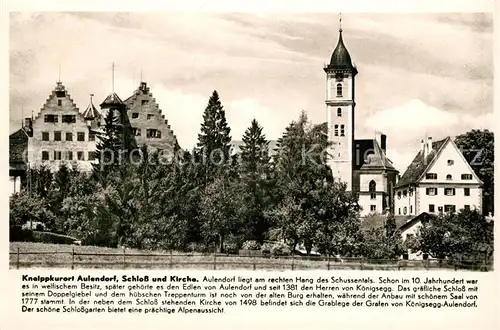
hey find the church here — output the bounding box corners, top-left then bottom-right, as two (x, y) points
(324, 26), (399, 217)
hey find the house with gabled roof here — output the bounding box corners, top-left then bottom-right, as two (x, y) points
(394, 136), (483, 219)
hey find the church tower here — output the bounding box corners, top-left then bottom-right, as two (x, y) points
(324, 22), (357, 191)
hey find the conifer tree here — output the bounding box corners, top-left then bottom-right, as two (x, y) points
(196, 90), (232, 182)
(240, 119), (273, 242)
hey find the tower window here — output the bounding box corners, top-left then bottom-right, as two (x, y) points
(340, 125), (345, 136)
(334, 124), (339, 136)
(369, 180), (376, 200)
(132, 113), (139, 119)
(370, 205), (376, 212)
(336, 83), (343, 97)
(337, 108), (342, 117)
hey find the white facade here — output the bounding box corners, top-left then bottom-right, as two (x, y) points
(395, 137), (483, 216)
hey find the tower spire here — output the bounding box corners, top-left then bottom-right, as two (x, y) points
(112, 62), (115, 93)
(58, 62), (61, 83)
(339, 12), (342, 32)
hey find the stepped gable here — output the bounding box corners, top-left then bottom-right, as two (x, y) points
(123, 81), (177, 150)
(33, 82), (87, 123)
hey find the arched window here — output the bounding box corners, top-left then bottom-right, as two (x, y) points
(369, 180), (376, 200)
(336, 83), (343, 97)
(446, 174), (452, 180)
(340, 125), (345, 136)
(334, 124), (339, 136)
(337, 108), (342, 117)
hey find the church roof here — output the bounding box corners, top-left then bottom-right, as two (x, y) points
(395, 137), (448, 189)
(354, 139), (397, 171)
(100, 92), (124, 107)
(325, 29), (357, 73)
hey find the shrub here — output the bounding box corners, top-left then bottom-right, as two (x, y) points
(187, 242), (209, 253)
(242, 240), (261, 250)
(9, 226), (34, 242)
(32, 231), (78, 245)
(270, 242), (291, 256)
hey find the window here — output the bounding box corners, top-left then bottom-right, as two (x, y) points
(409, 189), (413, 197)
(438, 206), (443, 213)
(57, 100), (62, 106)
(66, 132), (73, 141)
(370, 205), (376, 212)
(89, 133), (95, 141)
(132, 127), (141, 137)
(88, 151), (95, 161)
(42, 151), (49, 161)
(337, 108), (342, 117)
(446, 174), (452, 180)
(410, 205), (413, 214)
(398, 208), (401, 215)
(132, 113), (139, 119)
(397, 191), (401, 199)
(66, 151), (73, 161)
(334, 124), (339, 136)
(426, 188), (437, 196)
(429, 204), (435, 213)
(444, 205), (456, 213)
(77, 151), (84, 161)
(464, 205), (470, 211)
(425, 173), (437, 179)
(54, 151), (62, 160)
(77, 132), (85, 141)
(147, 114), (154, 120)
(54, 131), (61, 141)
(336, 83), (342, 97)
(146, 129), (161, 138)
(62, 115), (76, 124)
(403, 190), (407, 198)
(447, 159), (454, 166)
(44, 114), (58, 123)
(461, 174), (473, 180)
(403, 206), (407, 215)
(142, 100), (149, 106)
(42, 132), (49, 141)
(340, 125), (345, 137)
(464, 188), (470, 196)
(444, 188), (455, 196)
(369, 180), (376, 199)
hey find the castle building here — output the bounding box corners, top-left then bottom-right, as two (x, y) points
(325, 27), (399, 216)
(10, 80), (177, 191)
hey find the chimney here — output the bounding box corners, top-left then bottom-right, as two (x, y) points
(427, 137), (433, 156)
(380, 134), (387, 153)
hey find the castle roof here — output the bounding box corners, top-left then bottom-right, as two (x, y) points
(9, 128), (28, 170)
(83, 95), (100, 119)
(100, 92), (124, 108)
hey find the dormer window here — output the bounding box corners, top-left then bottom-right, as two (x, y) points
(336, 83), (343, 97)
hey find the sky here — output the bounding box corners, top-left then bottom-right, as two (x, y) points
(9, 12), (493, 173)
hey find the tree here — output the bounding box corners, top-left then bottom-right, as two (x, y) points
(196, 90), (232, 183)
(10, 192), (55, 229)
(416, 209), (494, 261)
(199, 177), (247, 252)
(455, 130), (494, 215)
(239, 119), (274, 242)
